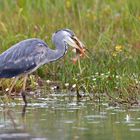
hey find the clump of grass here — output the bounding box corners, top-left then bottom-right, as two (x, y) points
(0, 0), (140, 104)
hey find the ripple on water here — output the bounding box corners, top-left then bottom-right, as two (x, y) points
(63, 120), (75, 124)
(72, 127), (89, 131)
(0, 133), (32, 140)
(27, 103), (48, 108)
(123, 120), (140, 125)
(130, 128), (140, 132)
(0, 132), (47, 140)
(115, 121), (120, 124)
(114, 109), (126, 112)
(85, 115), (107, 120)
(127, 124), (135, 127)
(87, 121), (100, 124)
(106, 106), (118, 110)
(67, 102), (78, 106)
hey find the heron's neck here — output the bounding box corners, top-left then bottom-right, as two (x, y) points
(46, 40), (67, 62)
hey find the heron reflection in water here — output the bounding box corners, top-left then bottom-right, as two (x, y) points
(0, 29), (87, 104)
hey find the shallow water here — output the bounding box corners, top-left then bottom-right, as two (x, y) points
(0, 93), (140, 140)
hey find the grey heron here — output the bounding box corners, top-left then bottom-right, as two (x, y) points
(0, 29), (86, 104)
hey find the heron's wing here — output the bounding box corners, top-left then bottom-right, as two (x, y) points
(0, 39), (48, 78)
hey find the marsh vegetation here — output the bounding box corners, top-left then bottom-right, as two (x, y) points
(0, 0), (140, 105)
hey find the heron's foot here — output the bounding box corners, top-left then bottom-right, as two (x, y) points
(21, 90), (28, 105)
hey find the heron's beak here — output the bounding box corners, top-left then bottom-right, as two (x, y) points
(65, 36), (88, 58)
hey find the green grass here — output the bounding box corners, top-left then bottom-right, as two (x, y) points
(0, 0), (140, 104)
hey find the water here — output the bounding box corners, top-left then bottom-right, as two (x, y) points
(0, 93), (140, 140)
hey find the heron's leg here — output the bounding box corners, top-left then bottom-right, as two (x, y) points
(22, 75), (28, 91)
(21, 75), (28, 105)
(8, 77), (19, 96)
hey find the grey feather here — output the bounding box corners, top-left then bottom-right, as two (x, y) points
(0, 29), (74, 78)
(0, 38), (49, 78)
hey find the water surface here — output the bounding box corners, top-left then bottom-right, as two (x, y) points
(0, 93), (140, 140)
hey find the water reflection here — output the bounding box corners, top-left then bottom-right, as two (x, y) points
(0, 93), (140, 140)
(0, 105), (46, 140)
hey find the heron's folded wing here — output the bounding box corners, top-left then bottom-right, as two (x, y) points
(0, 39), (48, 78)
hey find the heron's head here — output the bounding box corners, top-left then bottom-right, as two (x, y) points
(52, 29), (88, 63)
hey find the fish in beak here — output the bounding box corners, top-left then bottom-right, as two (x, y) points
(65, 35), (88, 64)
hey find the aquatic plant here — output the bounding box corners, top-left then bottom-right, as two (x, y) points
(0, 0), (140, 104)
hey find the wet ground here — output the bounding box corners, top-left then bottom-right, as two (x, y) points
(0, 93), (140, 140)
